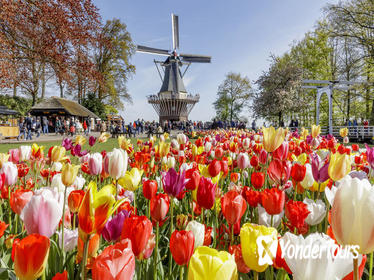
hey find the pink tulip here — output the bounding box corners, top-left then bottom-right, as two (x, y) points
(1, 162), (18, 186)
(8, 149), (20, 164)
(89, 153), (103, 176)
(237, 153), (250, 170)
(268, 159), (291, 186)
(20, 188), (63, 237)
(273, 142), (289, 161)
(106, 148), (128, 180)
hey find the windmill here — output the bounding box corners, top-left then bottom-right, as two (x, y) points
(136, 14), (211, 123)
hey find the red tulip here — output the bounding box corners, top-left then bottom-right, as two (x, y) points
(285, 200), (310, 231)
(261, 188), (285, 215)
(220, 160), (229, 177)
(221, 190), (247, 225)
(268, 159), (291, 186)
(203, 225), (213, 246)
(150, 193), (170, 222)
(9, 188), (33, 215)
(250, 155), (259, 168)
(12, 234), (50, 280)
(68, 190), (85, 214)
(121, 216), (153, 259)
(185, 168), (200, 191)
(0, 220), (8, 238)
(273, 236), (292, 274)
(273, 142), (289, 161)
(259, 149), (267, 164)
(215, 147), (224, 159)
(17, 163), (30, 178)
(170, 230), (195, 266)
(196, 177), (216, 209)
(291, 163), (306, 182)
(92, 239), (135, 280)
(143, 179), (157, 200)
(229, 245), (250, 274)
(208, 159), (221, 177)
(52, 271), (68, 280)
(242, 186), (261, 208)
(251, 172), (265, 189)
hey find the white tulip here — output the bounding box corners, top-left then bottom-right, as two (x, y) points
(258, 205), (283, 227)
(303, 198), (326, 226)
(19, 145), (31, 161)
(58, 228), (78, 252)
(186, 221), (205, 249)
(300, 164), (315, 189)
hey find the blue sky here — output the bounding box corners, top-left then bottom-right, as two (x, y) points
(93, 0), (335, 123)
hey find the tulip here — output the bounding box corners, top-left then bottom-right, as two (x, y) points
(68, 190), (85, 213)
(58, 228), (78, 252)
(162, 168), (187, 198)
(365, 144), (374, 169)
(20, 188), (63, 237)
(167, 156), (176, 168)
(170, 230), (195, 265)
(251, 172), (265, 189)
(291, 163), (306, 182)
(300, 163), (315, 190)
(208, 159), (221, 177)
(261, 188), (285, 215)
(98, 132), (110, 143)
(262, 126), (285, 152)
(176, 214), (188, 230)
(50, 173), (65, 192)
(331, 175), (374, 254)
(328, 152), (351, 182)
(242, 187), (261, 208)
(9, 148), (20, 164)
(102, 210), (130, 242)
(89, 136), (96, 146)
(10, 188), (33, 215)
(121, 215), (153, 259)
(188, 246), (238, 280)
(150, 193), (170, 222)
(177, 133), (188, 145)
(52, 271), (68, 280)
(237, 153), (250, 170)
(19, 145), (31, 162)
(1, 162), (18, 186)
(12, 234), (50, 280)
(118, 168), (143, 191)
(92, 239), (135, 280)
(88, 153), (103, 176)
(50, 146), (67, 162)
(303, 198), (326, 226)
(186, 221), (205, 249)
(273, 142), (289, 161)
(311, 124), (321, 138)
(268, 159), (291, 186)
(259, 149), (268, 165)
(61, 163), (80, 187)
(197, 176), (216, 210)
(221, 190), (246, 225)
(285, 200), (310, 232)
(143, 179), (157, 200)
(258, 205), (283, 228)
(228, 244), (250, 274)
(106, 148), (128, 180)
(250, 155), (259, 167)
(75, 135), (86, 146)
(186, 168), (200, 191)
(281, 232), (362, 280)
(240, 223), (278, 272)
(76, 233), (100, 265)
(340, 127), (348, 138)
(62, 138), (73, 151)
(78, 182), (124, 241)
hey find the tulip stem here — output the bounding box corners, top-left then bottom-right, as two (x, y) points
(230, 224), (234, 245)
(353, 258), (359, 280)
(180, 265), (184, 280)
(369, 252), (373, 280)
(8, 187), (11, 232)
(270, 215), (274, 228)
(169, 198), (174, 277)
(61, 185), (68, 262)
(72, 214), (76, 230)
(81, 235), (91, 280)
(154, 222), (159, 280)
(254, 271), (259, 280)
(191, 195), (194, 220)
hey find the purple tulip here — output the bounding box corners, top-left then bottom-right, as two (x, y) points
(62, 138), (73, 151)
(311, 153), (329, 183)
(71, 144), (88, 157)
(365, 144), (374, 169)
(162, 168), (187, 197)
(89, 136), (96, 146)
(102, 210), (130, 242)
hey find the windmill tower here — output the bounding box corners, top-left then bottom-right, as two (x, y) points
(137, 14), (211, 123)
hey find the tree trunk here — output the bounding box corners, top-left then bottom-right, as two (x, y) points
(59, 82), (64, 98)
(41, 63), (46, 99)
(278, 111), (282, 127)
(13, 82), (17, 97)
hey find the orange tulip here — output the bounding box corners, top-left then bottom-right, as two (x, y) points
(76, 234), (100, 266)
(12, 234), (50, 280)
(68, 190), (85, 213)
(0, 220), (8, 238)
(10, 188), (33, 215)
(52, 271), (68, 280)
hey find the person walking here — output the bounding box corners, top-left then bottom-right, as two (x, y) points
(42, 116), (49, 135)
(17, 118), (26, 141)
(35, 118), (41, 138)
(25, 114), (32, 140)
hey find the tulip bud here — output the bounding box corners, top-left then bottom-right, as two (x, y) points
(61, 163), (80, 186)
(176, 214), (188, 230)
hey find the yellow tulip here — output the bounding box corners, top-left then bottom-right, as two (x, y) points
(163, 132), (169, 140)
(61, 163), (80, 186)
(300, 127), (309, 140)
(98, 132), (111, 143)
(75, 135), (86, 146)
(155, 141), (170, 158)
(340, 127), (348, 138)
(192, 144), (198, 157)
(191, 131), (196, 138)
(240, 223), (278, 272)
(311, 125), (321, 138)
(50, 146), (67, 162)
(310, 179), (329, 192)
(188, 246), (238, 280)
(328, 152), (351, 181)
(118, 168), (143, 191)
(31, 143), (44, 158)
(118, 136), (132, 151)
(291, 153), (307, 165)
(262, 126), (285, 152)
(0, 153), (9, 168)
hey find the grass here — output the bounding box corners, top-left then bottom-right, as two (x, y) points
(0, 137), (148, 154)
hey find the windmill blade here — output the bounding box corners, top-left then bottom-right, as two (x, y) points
(172, 14), (179, 50)
(180, 53), (211, 63)
(136, 45), (170, 56)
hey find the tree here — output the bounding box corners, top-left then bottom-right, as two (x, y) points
(213, 72), (252, 123)
(81, 92), (106, 119)
(94, 18), (135, 110)
(253, 55), (303, 125)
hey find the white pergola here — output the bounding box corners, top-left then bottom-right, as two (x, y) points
(301, 79), (364, 135)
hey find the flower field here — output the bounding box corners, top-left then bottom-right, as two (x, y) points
(0, 126), (373, 280)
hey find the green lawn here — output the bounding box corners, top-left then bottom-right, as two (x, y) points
(0, 137), (147, 154)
